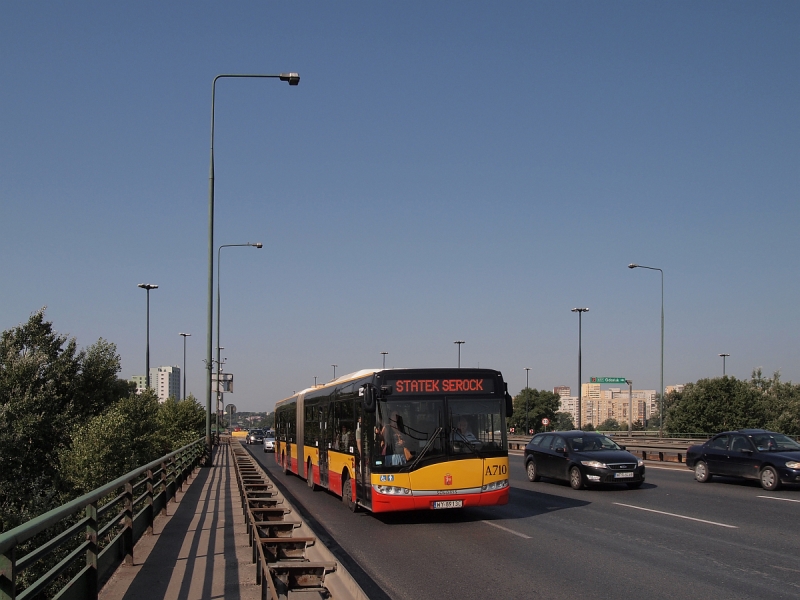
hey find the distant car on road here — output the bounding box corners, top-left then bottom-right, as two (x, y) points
(263, 434), (276, 453)
(247, 429), (265, 445)
(686, 429), (800, 491)
(525, 430), (645, 490)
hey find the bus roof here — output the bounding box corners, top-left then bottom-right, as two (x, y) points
(274, 367), (504, 410)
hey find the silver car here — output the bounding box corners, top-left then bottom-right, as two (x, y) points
(263, 435), (276, 453)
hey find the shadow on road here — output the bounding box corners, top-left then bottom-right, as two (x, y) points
(371, 486), (593, 526)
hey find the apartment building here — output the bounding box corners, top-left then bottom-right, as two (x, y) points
(129, 375), (147, 394)
(150, 366), (181, 403)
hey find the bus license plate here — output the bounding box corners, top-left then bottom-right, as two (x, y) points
(614, 472), (634, 478)
(433, 500), (463, 509)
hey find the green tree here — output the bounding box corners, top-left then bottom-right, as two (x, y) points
(0, 310), (126, 532)
(751, 369), (800, 435)
(511, 388), (560, 434)
(60, 391), (162, 494)
(597, 418), (621, 432)
(553, 411), (575, 431)
(157, 394), (205, 452)
(666, 376), (767, 434)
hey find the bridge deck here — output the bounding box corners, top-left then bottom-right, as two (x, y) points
(100, 443), (260, 600)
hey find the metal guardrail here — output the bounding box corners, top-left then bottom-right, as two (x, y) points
(231, 440), (339, 600)
(0, 438), (206, 600)
(506, 434), (701, 464)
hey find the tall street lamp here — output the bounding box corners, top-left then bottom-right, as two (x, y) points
(332, 365), (337, 380)
(628, 263), (664, 437)
(454, 340), (465, 368)
(719, 353), (730, 376)
(179, 333), (191, 399)
(626, 379), (633, 434)
(138, 284), (158, 389)
(206, 72), (299, 459)
(524, 367), (531, 434)
(381, 351), (388, 369)
(217, 242), (262, 439)
(571, 308), (589, 429)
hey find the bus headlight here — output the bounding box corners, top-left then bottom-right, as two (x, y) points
(482, 479), (509, 491)
(372, 484), (411, 495)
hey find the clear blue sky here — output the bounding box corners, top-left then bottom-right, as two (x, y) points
(2, 2), (798, 412)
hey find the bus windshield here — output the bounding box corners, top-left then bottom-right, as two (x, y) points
(374, 399), (444, 468)
(372, 397), (506, 469)
(449, 399), (506, 454)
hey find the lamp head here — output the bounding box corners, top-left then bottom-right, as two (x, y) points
(279, 72), (300, 85)
(628, 264), (638, 269)
(138, 283), (159, 290)
(254, 243), (263, 248)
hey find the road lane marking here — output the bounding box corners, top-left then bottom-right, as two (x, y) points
(613, 503), (738, 528)
(481, 520), (531, 539)
(758, 495), (800, 503)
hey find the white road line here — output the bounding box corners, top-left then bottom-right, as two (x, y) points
(481, 520), (532, 539)
(758, 495), (800, 503)
(613, 502), (738, 529)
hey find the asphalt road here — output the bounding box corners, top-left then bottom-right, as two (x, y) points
(244, 446), (800, 600)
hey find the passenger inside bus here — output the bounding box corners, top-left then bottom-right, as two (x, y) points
(450, 416), (481, 454)
(377, 412), (411, 465)
(338, 425), (351, 451)
(455, 417), (478, 443)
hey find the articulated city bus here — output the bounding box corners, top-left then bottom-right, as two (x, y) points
(274, 368), (513, 513)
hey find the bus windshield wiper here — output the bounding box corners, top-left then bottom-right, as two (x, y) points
(402, 427), (442, 472)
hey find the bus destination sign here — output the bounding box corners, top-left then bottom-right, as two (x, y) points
(390, 378), (495, 394)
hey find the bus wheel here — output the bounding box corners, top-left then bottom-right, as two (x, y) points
(307, 460), (318, 491)
(342, 472), (357, 513)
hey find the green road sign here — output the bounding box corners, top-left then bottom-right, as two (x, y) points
(590, 377), (627, 384)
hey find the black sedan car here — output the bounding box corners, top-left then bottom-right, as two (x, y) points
(686, 429), (800, 491)
(247, 429), (265, 445)
(524, 431), (645, 490)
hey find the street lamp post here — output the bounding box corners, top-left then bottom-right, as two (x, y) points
(332, 365), (337, 380)
(719, 353), (730, 376)
(628, 263), (664, 437)
(138, 284), (158, 389)
(179, 333), (191, 399)
(216, 242), (262, 441)
(571, 308), (589, 429)
(206, 72), (299, 461)
(454, 340), (465, 368)
(381, 351), (388, 369)
(626, 379), (633, 434)
(524, 367), (531, 434)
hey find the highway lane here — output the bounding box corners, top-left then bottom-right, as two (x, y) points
(245, 447), (800, 599)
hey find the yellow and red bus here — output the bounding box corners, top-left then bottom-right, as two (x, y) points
(274, 368), (512, 513)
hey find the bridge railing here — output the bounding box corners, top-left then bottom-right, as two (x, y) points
(0, 438), (205, 600)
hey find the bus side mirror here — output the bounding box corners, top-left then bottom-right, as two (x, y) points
(505, 392), (513, 418)
(362, 384), (377, 413)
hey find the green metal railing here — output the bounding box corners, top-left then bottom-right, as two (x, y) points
(0, 438), (205, 600)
